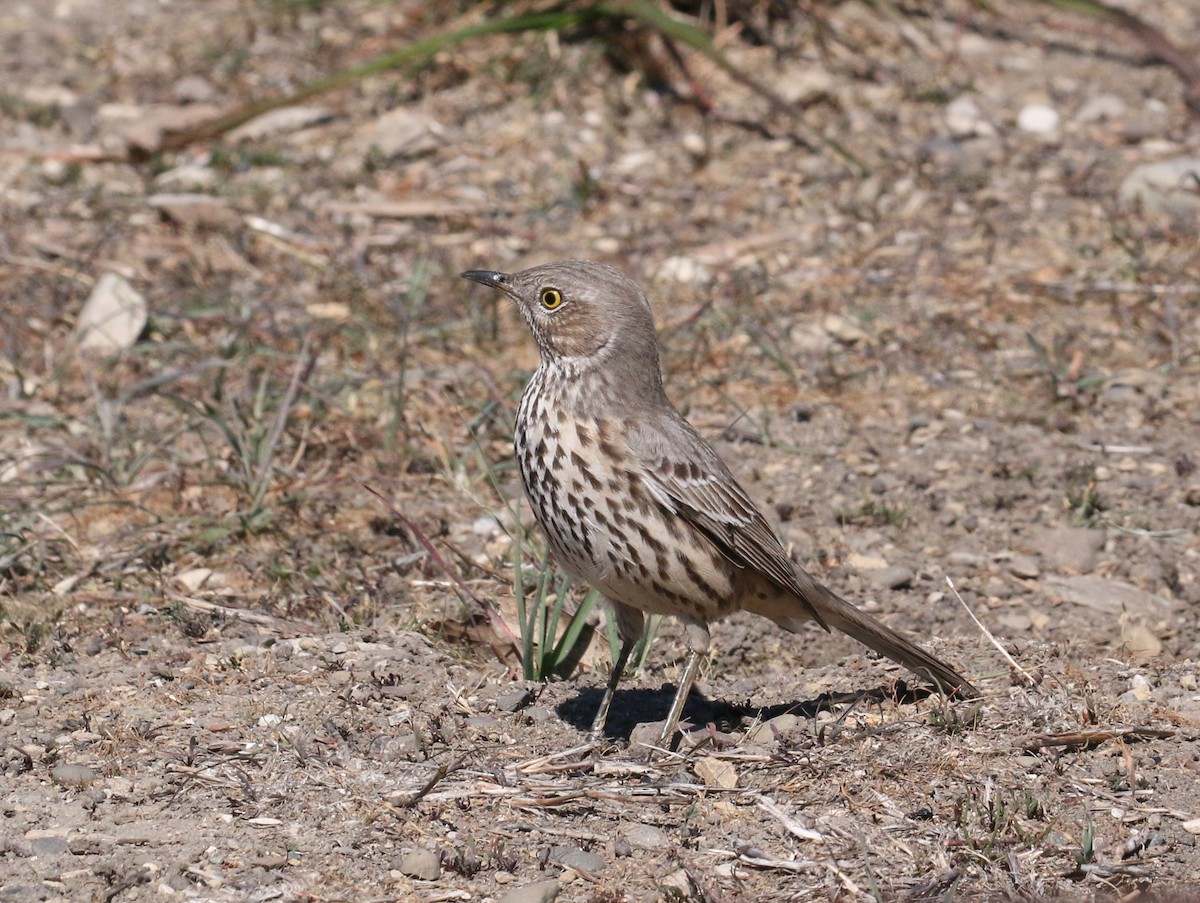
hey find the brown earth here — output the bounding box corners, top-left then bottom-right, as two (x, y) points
(2, 1), (1200, 900)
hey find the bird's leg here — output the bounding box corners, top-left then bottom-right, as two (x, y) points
(589, 639), (634, 740)
(589, 601), (644, 740)
(658, 649), (702, 747)
(656, 618), (711, 748)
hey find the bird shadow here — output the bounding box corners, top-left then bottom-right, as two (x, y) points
(556, 679), (943, 742)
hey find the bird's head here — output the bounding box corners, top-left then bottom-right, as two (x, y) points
(461, 260), (662, 376)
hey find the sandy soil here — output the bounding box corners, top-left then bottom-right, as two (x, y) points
(2, 1), (1199, 900)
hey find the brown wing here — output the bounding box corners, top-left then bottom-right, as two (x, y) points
(626, 415), (829, 630)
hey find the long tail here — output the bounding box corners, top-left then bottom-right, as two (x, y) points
(754, 577), (979, 699)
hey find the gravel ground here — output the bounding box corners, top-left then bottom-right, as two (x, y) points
(2, 1), (1199, 900)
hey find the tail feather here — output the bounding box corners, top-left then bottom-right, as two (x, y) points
(751, 577), (979, 699)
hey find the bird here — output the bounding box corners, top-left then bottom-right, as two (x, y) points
(461, 260), (978, 744)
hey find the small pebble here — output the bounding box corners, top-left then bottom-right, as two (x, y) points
(496, 689), (532, 713)
(550, 845), (607, 873)
(396, 848), (441, 881)
(497, 879), (559, 903)
(30, 836), (69, 857)
(50, 764), (97, 788)
(623, 823), (669, 851)
(1017, 104), (1060, 135)
(871, 566), (915, 590)
(1007, 555), (1040, 579)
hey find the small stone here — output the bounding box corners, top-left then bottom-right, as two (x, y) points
(147, 193), (240, 229)
(228, 106), (332, 142)
(822, 314), (873, 346)
(1046, 575), (1173, 616)
(550, 845), (607, 873)
(50, 764), (97, 788)
(997, 613), (1032, 632)
(629, 720), (674, 753)
(1183, 818), (1200, 835)
(1121, 674), (1154, 704)
(338, 108), (443, 171)
(97, 102), (221, 154)
(76, 273), (147, 353)
(747, 713), (801, 745)
(174, 568), (214, 592)
(871, 566), (914, 590)
(154, 164), (217, 192)
(1120, 157), (1200, 220)
(655, 256), (711, 285)
(1075, 94), (1126, 123)
(173, 76), (217, 104)
(497, 879), (559, 903)
(306, 301), (351, 322)
(29, 836), (69, 857)
(496, 689), (532, 713)
(945, 97), (994, 137)
(623, 823), (669, 851)
(473, 515), (501, 536)
(1184, 487), (1200, 507)
(1120, 621), (1162, 657)
(1007, 555), (1040, 579)
(23, 85), (79, 107)
(660, 869), (691, 896)
(1033, 527), (1105, 574)
(397, 848), (441, 881)
(847, 553), (888, 571)
(1017, 104), (1060, 136)
(694, 756), (738, 789)
(464, 715), (501, 732)
(681, 131), (707, 159)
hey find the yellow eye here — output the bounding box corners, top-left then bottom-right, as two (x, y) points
(539, 288), (563, 310)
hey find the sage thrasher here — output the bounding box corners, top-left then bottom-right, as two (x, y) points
(462, 260), (977, 743)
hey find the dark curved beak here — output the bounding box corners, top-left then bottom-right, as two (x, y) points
(461, 269), (513, 294)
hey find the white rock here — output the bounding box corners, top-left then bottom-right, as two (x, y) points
(613, 149), (657, 176)
(779, 69), (835, 105)
(1046, 575), (1174, 616)
(154, 164), (217, 192)
(655, 256), (711, 285)
(344, 108), (444, 164)
(147, 193), (239, 229)
(173, 75), (217, 104)
(1017, 104), (1060, 136)
(945, 97), (988, 137)
(228, 106), (332, 142)
(23, 85), (78, 107)
(694, 756), (738, 789)
(1075, 94), (1126, 123)
(175, 568), (215, 592)
(472, 515), (501, 536)
(681, 132), (707, 158)
(847, 553), (888, 571)
(822, 313), (873, 346)
(1119, 157), (1200, 219)
(76, 273), (147, 353)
